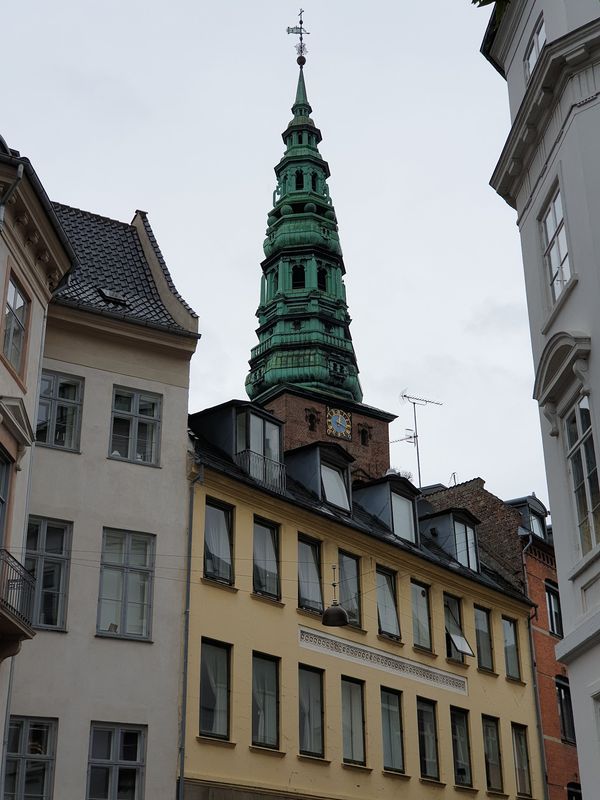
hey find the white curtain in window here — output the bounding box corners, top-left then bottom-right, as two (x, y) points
(253, 657), (277, 747)
(204, 506), (231, 581)
(377, 571), (400, 637)
(299, 669), (322, 755)
(298, 540), (322, 611)
(341, 680), (364, 763)
(451, 711), (471, 784)
(253, 523), (278, 596)
(339, 554), (360, 625)
(381, 690), (403, 771)
(391, 493), (415, 541)
(200, 644), (228, 737)
(417, 701), (438, 778)
(512, 727), (531, 795)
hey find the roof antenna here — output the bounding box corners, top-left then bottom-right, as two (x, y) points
(287, 8), (310, 66)
(398, 391), (443, 489)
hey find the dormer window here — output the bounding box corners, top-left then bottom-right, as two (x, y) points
(321, 463), (350, 510)
(235, 410), (284, 492)
(524, 16), (546, 81)
(392, 492), (416, 543)
(530, 511), (545, 539)
(454, 519), (478, 570)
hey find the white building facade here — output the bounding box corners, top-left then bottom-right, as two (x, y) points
(483, 2), (600, 796)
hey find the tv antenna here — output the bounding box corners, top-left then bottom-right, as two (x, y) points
(397, 391), (443, 489)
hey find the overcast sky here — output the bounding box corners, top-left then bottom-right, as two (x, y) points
(4, 1), (550, 507)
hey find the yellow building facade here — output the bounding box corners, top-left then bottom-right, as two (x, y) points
(183, 403), (544, 800)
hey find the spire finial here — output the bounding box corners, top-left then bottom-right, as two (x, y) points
(287, 8), (310, 67)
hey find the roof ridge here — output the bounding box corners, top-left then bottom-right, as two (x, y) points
(426, 476), (485, 495)
(52, 201), (134, 230)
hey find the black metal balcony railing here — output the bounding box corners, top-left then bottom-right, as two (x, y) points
(0, 549), (35, 628)
(234, 450), (287, 495)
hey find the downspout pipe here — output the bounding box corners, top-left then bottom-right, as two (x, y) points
(178, 464), (203, 800)
(522, 533), (550, 800)
(0, 164), (24, 232)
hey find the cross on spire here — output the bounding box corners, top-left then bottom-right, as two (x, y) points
(286, 8), (310, 66)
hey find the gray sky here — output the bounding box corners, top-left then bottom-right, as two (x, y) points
(4, 1), (549, 506)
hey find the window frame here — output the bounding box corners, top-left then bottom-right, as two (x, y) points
(25, 516), (71, 630)
(474, 605), (494, 671)
(36, 370), (84, 452)
(5, 716), (57, 800)
(450, 706), (473, 787)
(203, 500), (234, 586)
(511, 723), (532, 797)
(298, 535), (323, 613)
(1, 272), (30, 379)
(341, 676), (366, 766)
(444, 593), (474, 661)
(391, 491), (416, 543)
(411, 580), (432, 651)
(416, 697), (439, 781)
(252, 517), (280, 600)
(320, 462), (350, 511)
(0, 450), (12, 548)
(298, 665), (324, 758)
(541, 185), (571, 304)
(235, 409), (281, 463)
(97, 528), (155, 641)
(556, 676), (576, 743)
(453, 517), (479, 570)
(502, 616), (521, 680)
(545, 581), (563, 637)
(482, 715), (504, 792)
(86, 722), (146, 800)
(199, 638), (231, 740)
(338, 549), (361, 627)
(108, 386), (162, 467)
(524, 15), (546, 81)
(376, 566), (401, 640)
(564, 395), (600, 556)
(252, 652), (280, 749)
(381, 687), (404, 773)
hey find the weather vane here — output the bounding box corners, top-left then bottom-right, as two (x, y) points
(287, 8), (310, 66)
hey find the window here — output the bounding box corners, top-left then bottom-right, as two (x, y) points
(525, 16), (546, 80)
(0, 451), (12, 547)
(339, 551), (360, 626)
(511, 724), (532, 796)
(529, 511), (545, 538)
(36, 371), (83, 450)
(3, 275), (28, 374)
(253, 519), (279, 599)
(299, 666), (323, 757)
(412, 581), (432, 650)
(341, 678), (365, 765)
(474, 606), (494, 671)
(292, 263), (305, 288)
(317, 266), (327, 291)
(252, 653), (279, 748)
(204, 502), (233, 585)
(236, 411), (280, 462)
(454, 519), (478, 570)
(451, 707), (472, 787)
(565, 396), (600, 555)
(376, 567), (400, 639)
(25, 518), (70, 629)
(86, 724), (145, 800)
(542, 187), (570, 302)
(556, 677), (576, 743)
(545, 581), (563, 637)
(200, 639), (230, 739)
(294, 171), (304, 191)
(321, 463), (350, 510)
(311, 173), (318, 193)
(482, 716), (503, 792)
(502, 617), (521, 679)
(109, 388), (161, 465)
(444, 594), (474, 661)
(298, 536), (323, 612)
(391, 492), (415, 542)
(4, 717), (56, 800)
(97, 529), (154, 639)
(417, 698), (439, 780)
(381, 688), (404, 772)
(567, 782), (582, 800)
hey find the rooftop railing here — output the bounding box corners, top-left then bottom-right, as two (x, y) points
(234, 450), (287, 495)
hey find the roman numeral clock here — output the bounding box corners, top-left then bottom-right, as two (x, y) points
(326, 407), (352, 441)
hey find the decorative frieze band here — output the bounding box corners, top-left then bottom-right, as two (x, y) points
(298, 627), (467, 695)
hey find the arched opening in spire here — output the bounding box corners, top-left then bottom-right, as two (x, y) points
(311, 173), (318, 192)
(317, 267), (327, 291)
(295, 170), (304, 191)
(272, 270), (279, 295)
(292, 264), (305, 289)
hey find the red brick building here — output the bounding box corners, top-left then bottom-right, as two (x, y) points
(422, 478), (581, 800)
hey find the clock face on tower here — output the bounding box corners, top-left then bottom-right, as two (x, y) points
(326, 407), (352, 440)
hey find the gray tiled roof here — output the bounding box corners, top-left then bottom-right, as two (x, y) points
(52, 203), (196, 335)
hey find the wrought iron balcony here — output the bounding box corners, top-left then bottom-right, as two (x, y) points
(0, 548), (35, 630)
(234, 450), (287, 494)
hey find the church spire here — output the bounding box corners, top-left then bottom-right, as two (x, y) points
(245, 14), (362, 405)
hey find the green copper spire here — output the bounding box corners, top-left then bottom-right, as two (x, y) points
(245, 26), (362, 405)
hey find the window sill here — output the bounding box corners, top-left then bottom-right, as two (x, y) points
(446, 658), (469, 669)
(249, 745), (286, 757)
(567, 541), (600, 581)
(454, 785), (478, 793)
(33, 625), (68, 633)
(505, 676), (526, 686)
(95, 633), (153, 644)
(107, 455), (161, 469)
(346, 624), (368, 635)
(486, 790), (509, 797)
(35, 443), (81, 454)
(540, 274), (578, 335)
(561, 737), (577, 746)
(342, 762), (372, 772)
(419, 777), (446, 787)
(297, 754), (330, 764)
(413, 646), (437, 658)
(377, 634), (403, 647)
(201, 577), (238, 593)
(251, 592), (285, 608)
(382, 769), (410, 779)
(196, 736), (236, 748)
(297, 607), (323, 620)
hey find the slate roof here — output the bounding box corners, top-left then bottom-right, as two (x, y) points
(52, 203), (197, 336)
(191, 432), (531, 606)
